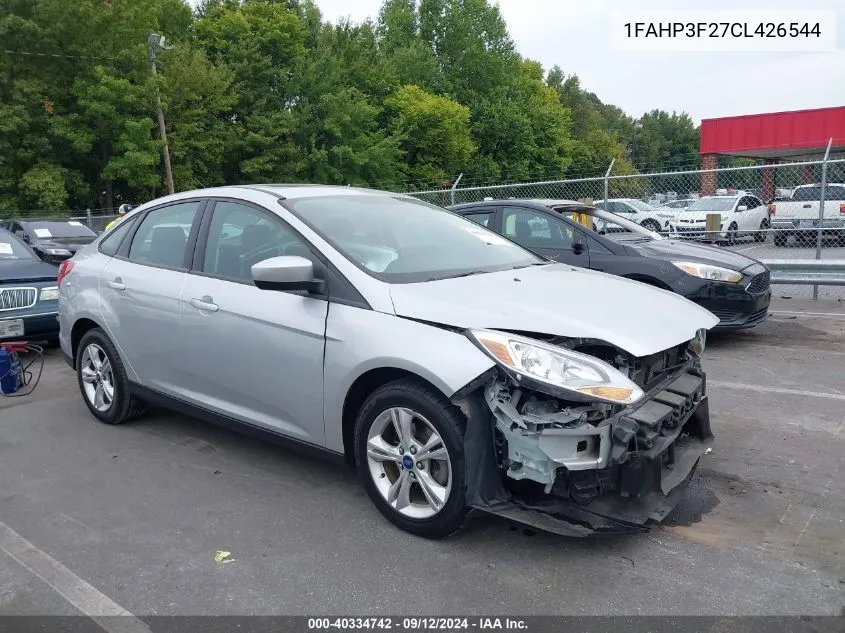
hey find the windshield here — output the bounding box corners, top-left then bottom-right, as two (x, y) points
(0, 230), (37, 260)
(26, 221), (97, 239)
(286, 195), (542, 283)
(626, 199), (659, 212)
(685, 197), (737, 212)
(791, 186), (845, 201)
(552, 206), (663, 241)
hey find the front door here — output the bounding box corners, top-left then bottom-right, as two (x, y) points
(177, 200), (328, 446)
(500, 206), (588, 267)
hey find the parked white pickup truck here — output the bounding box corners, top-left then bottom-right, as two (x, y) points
(769, 183), (845, 247)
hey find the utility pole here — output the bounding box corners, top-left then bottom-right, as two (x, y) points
(148, 33), (174, 195)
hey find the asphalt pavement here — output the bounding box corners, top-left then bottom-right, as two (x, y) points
(1, 301), (844, 620)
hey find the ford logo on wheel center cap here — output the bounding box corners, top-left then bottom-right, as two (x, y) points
(402, 455), (414, 470)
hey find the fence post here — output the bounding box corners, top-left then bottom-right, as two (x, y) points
(603, 159), (615, 204)
(813, 138), (833, 300)
(450, 173), (463, 206)
(86, 208), (92, 229)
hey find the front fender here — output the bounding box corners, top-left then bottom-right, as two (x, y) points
(322, 304), (495, 454)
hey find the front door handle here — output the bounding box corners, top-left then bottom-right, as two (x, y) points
(106, 279), (126, 290)
(190, 296), (219, 312)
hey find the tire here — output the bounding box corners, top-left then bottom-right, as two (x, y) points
(641, 219), (662, 234)
(354, 378), (468, 539)
(726, 223), (738, 245)
(773, 233), (787, 247)
(76, 328), (146, 425)
(755, 219), (769, 242)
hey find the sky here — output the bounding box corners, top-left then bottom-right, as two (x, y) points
(307, 0), (844, 123)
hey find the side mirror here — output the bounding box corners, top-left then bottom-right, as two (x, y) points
(737, 205), (748, 212)
(572, 236), (586, 254)
(251, 256), (324, 294)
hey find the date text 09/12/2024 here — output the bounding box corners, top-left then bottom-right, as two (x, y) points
(307, 618), (528, 631)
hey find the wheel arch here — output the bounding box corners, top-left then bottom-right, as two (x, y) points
(341, 367), (449, 467)
(622, 274), (673, 291)
(70, 317), (103, 366)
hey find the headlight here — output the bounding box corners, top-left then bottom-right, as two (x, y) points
(469, 329), (644, 405)
(39, 286), (59, 301)
(45, 248), (72, 256)
(689, 328), (707, 356)
(671, 261), (743, 283)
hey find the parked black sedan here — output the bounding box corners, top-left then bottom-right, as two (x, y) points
(0, 228), (60, 342)
(448, 199), (771, 330)
(0, 219), (97, 265)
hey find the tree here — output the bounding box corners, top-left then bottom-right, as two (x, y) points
(157, 47), (236, 190)
(386, 85), (474, 187)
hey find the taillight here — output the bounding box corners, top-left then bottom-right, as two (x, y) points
(768, 204), (776, 216)
(57, 260), (74, 287)
(840, 203), (845, 216)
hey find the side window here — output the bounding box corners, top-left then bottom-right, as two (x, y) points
(202, 201), (312, 282)
(463, 212), (492, 227)
(99, 215), (138, 256)
(127, 202), (201, 269)
(501, 207), (573, 249)
(614, 202), (634, 214)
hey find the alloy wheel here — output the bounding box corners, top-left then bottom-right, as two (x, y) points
(80, 343), (115, 412)
(365, 407), (452, 519)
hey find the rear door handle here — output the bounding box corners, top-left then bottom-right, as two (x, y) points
(106, 279), (125, 290)
(190, 297), (219, 312)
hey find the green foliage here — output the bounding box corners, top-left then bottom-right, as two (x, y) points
(19, 163), (68, 210)
(386, 85), (474, 186)
(0, 0), (701, 212)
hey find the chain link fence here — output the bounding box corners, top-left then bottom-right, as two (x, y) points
(407, 157), (845, 301)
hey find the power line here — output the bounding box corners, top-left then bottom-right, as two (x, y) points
(1, 49), (115, 61)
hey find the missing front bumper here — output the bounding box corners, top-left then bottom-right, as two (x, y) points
(459, 367), (713, 536)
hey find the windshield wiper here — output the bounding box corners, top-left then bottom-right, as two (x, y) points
(429, 270), (487, 281)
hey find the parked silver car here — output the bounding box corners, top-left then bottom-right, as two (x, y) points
(58, 185), (718, 538)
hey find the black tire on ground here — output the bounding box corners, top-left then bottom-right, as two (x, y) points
(353, 377), (469, 539)
(76, 328), (147, 425)
(773, 233), (788, 247)
(755, 220), (769, 242)
(726, 223), (738, 245)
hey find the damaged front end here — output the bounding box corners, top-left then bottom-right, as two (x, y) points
(454, 330), (713, 536)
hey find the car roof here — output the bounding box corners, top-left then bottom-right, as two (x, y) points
(449, 199), (595, 212)
(201, 184), (412, 200)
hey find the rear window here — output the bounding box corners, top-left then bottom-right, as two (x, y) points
(791, 186), (845, 201)
(26, 221), (97, 239)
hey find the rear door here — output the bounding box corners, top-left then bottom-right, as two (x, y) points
(500, 205), (588, 267)
(176, 199), (329, 445)
(98, 200), (205, 393)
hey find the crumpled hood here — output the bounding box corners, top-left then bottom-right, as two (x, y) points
(389, 264), (719, 358)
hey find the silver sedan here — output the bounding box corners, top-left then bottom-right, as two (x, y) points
(58, 185), (717, 538)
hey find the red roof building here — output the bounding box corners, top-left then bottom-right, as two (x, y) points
(699, 106), (845, 199)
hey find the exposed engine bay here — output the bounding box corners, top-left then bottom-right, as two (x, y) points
(455, 334), (713, 536)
